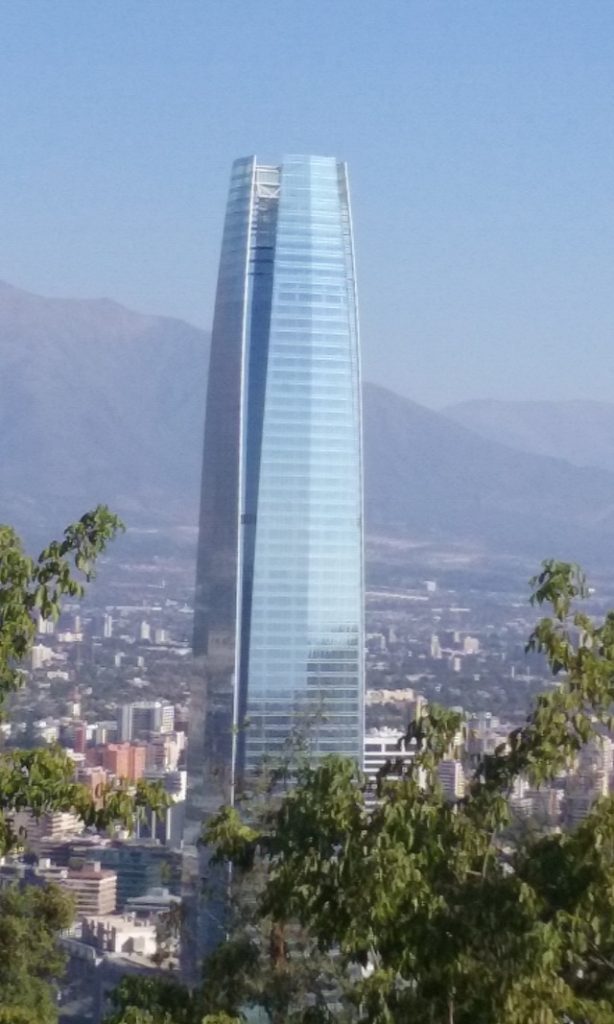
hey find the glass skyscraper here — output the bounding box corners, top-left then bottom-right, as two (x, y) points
(188, 154), (364, 841)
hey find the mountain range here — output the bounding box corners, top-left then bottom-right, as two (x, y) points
(445, 399), (614, 475)
(3, 279), (614, 566)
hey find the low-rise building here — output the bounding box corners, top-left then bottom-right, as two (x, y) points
(39, 859), (117, 914)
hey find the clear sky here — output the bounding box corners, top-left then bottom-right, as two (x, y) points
(2, 0), (614, 407)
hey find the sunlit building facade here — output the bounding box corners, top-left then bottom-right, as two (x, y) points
(190, 152), (364, 805)
(184, 163), (364, 956)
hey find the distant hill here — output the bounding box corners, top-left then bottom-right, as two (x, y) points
(365, 386), (614, 563)
(0, 280), (208, 534)
(444, 398), (614, 474)
(3, 280), (614, 564)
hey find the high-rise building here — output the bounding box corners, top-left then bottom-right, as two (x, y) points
(117, 699), (175, 741)
(189, 154), (364, 820)
(185, 156), (364, 962)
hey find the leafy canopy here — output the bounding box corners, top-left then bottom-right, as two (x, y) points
(108, 561), (614, 1023)
(0, 507), (167, 1023)
(205, 561), (614, 1023)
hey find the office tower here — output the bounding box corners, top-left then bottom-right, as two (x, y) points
(117, 699), (175, 741)
(189, 154), (364, 834)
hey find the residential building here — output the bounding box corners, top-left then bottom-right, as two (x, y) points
(363, 728), (414, 781)
(117, 700), (175, 742)
(437, 759), (466, 800)
(88, 742), (147, 781)
(31, 643), (53, 670)
(13, 810), (82, 854)
(80, 913), (158, 958)
(39, 859), (117, 915)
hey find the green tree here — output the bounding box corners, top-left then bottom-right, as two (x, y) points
(206, 561), (614, 1023)
(108, 736), (351, 1024)
(109, 561), (614, 1022)
(201, 764), (356, 1024)
(103, 976), (241, 1023)
(0, 507), (167, 1022)
(103, 976), (204, 1024)
(0, 882), (74, 1024)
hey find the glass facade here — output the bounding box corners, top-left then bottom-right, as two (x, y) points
(188, 152), (364, 832)
(184, 154), (364, 969)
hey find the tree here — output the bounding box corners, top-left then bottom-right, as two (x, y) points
(108, 736), (352, 1024)
(0, 507), (167, 1022)
(103, 976), (241, 1024)
(109, 561), (614, 1021)
(200, 754), (356, 1024)
(0, 882), (74, 1024)
(103, 976), (205, 1024)
(207, 561), (614, 1023)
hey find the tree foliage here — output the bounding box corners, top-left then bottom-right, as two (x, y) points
(204, 561), (614, 1023)
(194, 738), (353, 1024)
(0, 882), (74, 1024)
(0, 507), (168, 1021)
(103, 975), (243, 1023)
(107, 560), (614, 1021)
(103, 975), (207, 1024)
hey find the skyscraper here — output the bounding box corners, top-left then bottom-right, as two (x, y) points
(187, 154), (364, 838)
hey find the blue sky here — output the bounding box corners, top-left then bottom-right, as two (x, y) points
(2, 0), (614, 406)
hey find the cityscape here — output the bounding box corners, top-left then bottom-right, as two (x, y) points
(1, 527), (613, 1018)
(3, 3), (614, 1023)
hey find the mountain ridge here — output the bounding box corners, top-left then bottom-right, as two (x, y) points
(444, 397), (614, 474)
(2, 280), (614, 564)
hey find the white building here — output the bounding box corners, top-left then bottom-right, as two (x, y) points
(117, 700), (175, 742)
(38, 860), (117, 915)
(437, 759), (465, 800)
(139, 769), (186, 846)
(363, 728), (415, 781)
(80, 913), (157, 957)
(37, 615), (55, 636)
(31, 643), (53, 670)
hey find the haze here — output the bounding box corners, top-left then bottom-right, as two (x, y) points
(3, 0), (614, 406)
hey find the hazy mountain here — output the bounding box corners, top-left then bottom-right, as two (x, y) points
(365, 386), (614, 563)
(0, 280), (208, 533)
(3, 279), (614, 564)
(444, 398), (614, 474)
